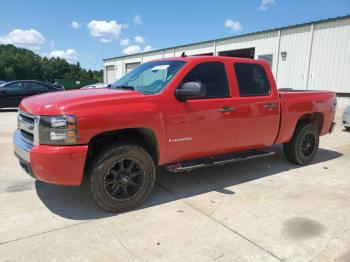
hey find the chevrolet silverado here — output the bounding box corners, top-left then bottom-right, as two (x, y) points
(14, 56), (336, 212)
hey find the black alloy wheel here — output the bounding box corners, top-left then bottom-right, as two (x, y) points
(89, 143), (156, 212)
(104, 158), (145, 200)
(300, 133), (316, 157)
(284, 123), (319, 165)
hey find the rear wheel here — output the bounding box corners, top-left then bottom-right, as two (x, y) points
(284, 123), (319, 165)
(89, 143), (156, 212)
(345, 127), (350, 131)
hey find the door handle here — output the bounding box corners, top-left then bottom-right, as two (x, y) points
(264, 103), (277, 109)
(219, 107), (235, 113)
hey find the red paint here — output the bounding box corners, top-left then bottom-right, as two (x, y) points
(30, 145), (88, 185)
(19, 56), (336, 185)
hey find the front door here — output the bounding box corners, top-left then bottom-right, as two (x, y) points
(165, 61), (238, 163)
(27, 81), (48, 95)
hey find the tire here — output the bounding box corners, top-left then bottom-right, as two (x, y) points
(345, 127), (350, 131)
(89, 143), (156, 212)
(284, 123), (319, 165)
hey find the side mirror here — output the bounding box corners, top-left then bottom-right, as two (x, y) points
(175, 81), (206, 101)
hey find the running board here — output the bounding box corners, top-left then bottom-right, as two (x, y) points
(165, 150), (275, 173)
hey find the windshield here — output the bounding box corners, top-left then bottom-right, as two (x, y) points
(111, 60), (186, 94)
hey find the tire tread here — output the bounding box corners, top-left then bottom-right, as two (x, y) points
(284, 123), (319, 165)
(88, 142), (155, 212)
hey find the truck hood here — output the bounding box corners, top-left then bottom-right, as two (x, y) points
(20, 88), (144, 115)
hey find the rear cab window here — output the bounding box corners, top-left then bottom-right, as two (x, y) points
(234, 63), (271, 97)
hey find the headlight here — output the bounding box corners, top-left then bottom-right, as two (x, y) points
(38, 115), (78, 145)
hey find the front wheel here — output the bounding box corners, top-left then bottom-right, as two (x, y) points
(284, 123), (319, 165)
(89, 143), (156, 212)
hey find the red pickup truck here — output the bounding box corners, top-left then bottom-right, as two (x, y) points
(14, 56), (336, 212)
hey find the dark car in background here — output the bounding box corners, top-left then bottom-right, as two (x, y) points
(0, 80), (64, 108)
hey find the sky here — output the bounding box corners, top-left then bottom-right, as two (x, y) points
(1, 0), (349, 70)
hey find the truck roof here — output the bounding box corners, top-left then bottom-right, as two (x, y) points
(154, 55), (266, 65)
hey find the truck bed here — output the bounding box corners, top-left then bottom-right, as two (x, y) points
(276, 90), (336, 144)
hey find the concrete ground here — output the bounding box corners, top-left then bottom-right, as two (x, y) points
(0, 110), (349, 262)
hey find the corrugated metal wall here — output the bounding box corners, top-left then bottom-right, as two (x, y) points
(175, 42), (214, 56)
(308, 19), (350, 93)
(103, 17), (350, 107)
(277, 26), (312, 89)
(143, 50), (163, 62)
(216, 31), (279, 75)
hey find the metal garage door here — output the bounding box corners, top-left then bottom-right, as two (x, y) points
(126, 62), (140, 74)
(106, 65), (115, 84)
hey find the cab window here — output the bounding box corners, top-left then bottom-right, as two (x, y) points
(29, 82), (48, 92)
(182, 62), (230, 98)
(3, 82), (23, 94)
(234, 63), (271, 96)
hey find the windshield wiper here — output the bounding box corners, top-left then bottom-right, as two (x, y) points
(113, 85), (136, 91)
(142, 91), (154, 95)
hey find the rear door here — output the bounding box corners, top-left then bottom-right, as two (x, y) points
(232, 62), (280, 149)
(1, 82), (26, 107)
(27, 81), (49, 95)
(165, 61), (238, 162)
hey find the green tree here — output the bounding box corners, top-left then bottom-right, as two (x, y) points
(0, 44), (102, 83)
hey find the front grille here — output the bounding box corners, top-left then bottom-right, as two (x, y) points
(18, 111), (35, 144)
(20, 130), (34, 143)
(19, 113), (34, 126)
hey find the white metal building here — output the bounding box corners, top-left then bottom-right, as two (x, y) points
(103, 15), (350, 108)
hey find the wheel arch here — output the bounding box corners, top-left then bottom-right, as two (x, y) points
(85, 127), (159, 166)
(295, 112), (324, 133)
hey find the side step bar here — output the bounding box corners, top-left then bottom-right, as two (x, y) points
(165, 150), (275, 173)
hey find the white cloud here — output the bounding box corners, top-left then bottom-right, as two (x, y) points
(0, 29), (45, 50)
(122, 45), (141, 55)
(133, 15), (143, 25)
(144, 45), (152, 52)
(134, 35), (144, 44)
(122, 24), (129, 29)
(49, 49), (78, 63)
(224, 19), (243, 32)
(120, 38), (130, 46)
(71, 21), (80, 29)
(258, 0), (275, 11)
(87, 20), (122, 37)
(100, 38), (112, 44)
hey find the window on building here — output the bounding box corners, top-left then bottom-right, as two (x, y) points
(126, 63), (140, 74)
(106, 65), (115, 71)
(258, 54), (273, 69)
(182, 62), (230, 98)
(234, 63), (271, 97)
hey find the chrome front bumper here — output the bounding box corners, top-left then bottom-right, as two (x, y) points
(13, 129), (32, 162)
(13, 129), (35, 177)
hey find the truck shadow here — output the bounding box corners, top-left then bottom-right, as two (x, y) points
(35, 145), (342, 220)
